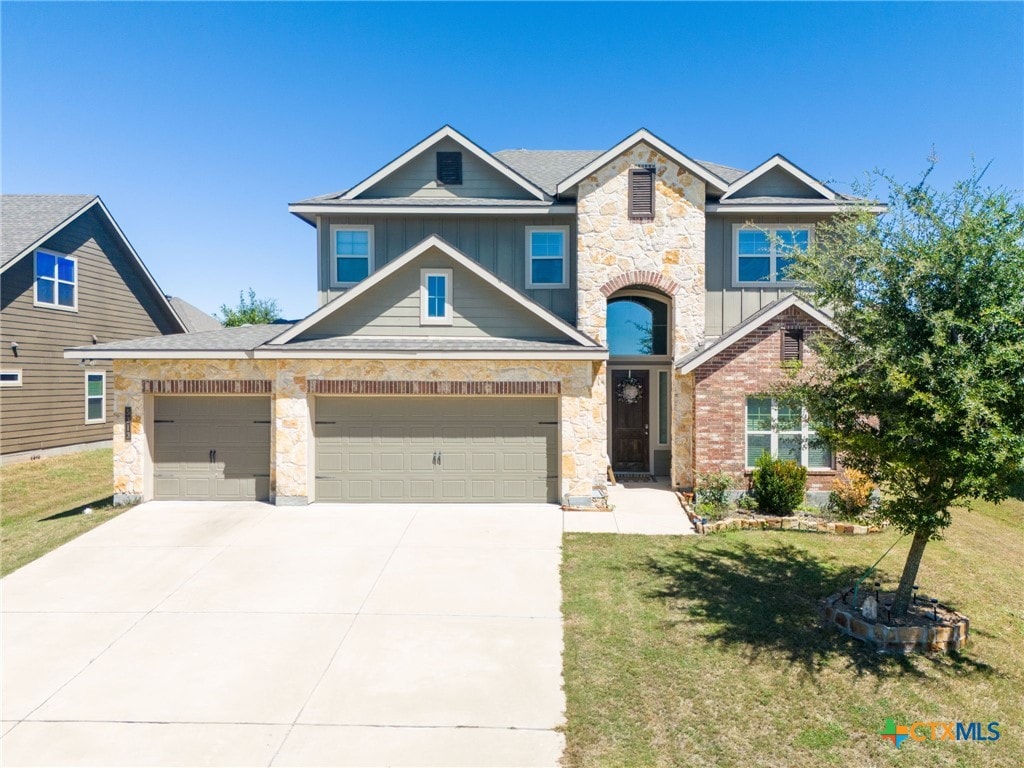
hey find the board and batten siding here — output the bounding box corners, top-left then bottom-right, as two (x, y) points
(302, 251), (563, 340)
(317, 214), (577, 324)
(364, 137), (535, 200)
(704, 213), (832, 338)
(0, 207), (181, 456)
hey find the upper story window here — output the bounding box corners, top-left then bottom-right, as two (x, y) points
(746, 397), (831, 469)
(331, 225), (374, 287)
(607, 294), (669, 356)
(525, 226), (568, 289)
(628, 166), (655, 220)
(733, 225), (811, 285)
(436, 152), (463, 185)
(420, 268), (453, 325)
(35, 250), (77, 310)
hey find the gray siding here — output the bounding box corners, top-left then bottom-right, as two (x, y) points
(303, 251), (563, 340)
(365, 137), (534, 200)
(704, 213), (831, 337)
(0, 207), (181, 455)
(729, 167), (824, 199)
(317, 214), (577, 323)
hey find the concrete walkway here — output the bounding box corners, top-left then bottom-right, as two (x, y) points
(1, 501), (565, 767)
(563, 482), (695, 535)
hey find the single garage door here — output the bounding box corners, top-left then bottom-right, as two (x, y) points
(315, 397), (558, 503)
(153, 396), (271, 501)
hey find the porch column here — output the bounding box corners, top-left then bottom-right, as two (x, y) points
(112, 361), (148, 505)
(273, 365), (311, 505)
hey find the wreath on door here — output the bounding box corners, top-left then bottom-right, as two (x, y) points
(616, 376), (643, 405)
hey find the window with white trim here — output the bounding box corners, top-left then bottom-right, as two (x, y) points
(330, 225), (374, 286)
(733, 225), (811, 285)
(746, 397), (831, 469)
(525, 226), (568, 288)
(35, 251), (77, 309)
(420, 268), (453, 325)
(0, 370), (23, 387)
(85, 371), (106, 424)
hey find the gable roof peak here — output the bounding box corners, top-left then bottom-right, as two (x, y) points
(721, 154), (836, 201)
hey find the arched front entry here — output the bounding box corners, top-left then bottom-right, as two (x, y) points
(605, 287), (673, 477)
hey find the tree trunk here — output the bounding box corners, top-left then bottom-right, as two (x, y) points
(891, 529), (930, 617)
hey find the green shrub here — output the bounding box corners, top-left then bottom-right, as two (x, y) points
(736, 494), (759, 511)
(695, 501), (729, 521)
(751, 453), (807, 516)
(696, 471), (734, 510)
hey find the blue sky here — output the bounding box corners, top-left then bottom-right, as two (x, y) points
(3, 1), (1022, 320)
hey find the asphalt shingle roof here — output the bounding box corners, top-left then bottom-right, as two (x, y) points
(1, 195), (97, 267)
(167, 297), (223, 333)
(70, 324), (289, 353)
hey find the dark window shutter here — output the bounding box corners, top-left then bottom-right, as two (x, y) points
(781, 328), (804, 361)
(436, 152), (463, 185)
(628, 167), (655, 219)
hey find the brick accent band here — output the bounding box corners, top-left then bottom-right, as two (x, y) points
(599, 269), (682, 297)
(142, 380), (272, 394)
(308, 379), (560, 396)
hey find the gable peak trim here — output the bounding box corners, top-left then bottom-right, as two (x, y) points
(341, 125), (548, 202)
(720, 154), (836, 201)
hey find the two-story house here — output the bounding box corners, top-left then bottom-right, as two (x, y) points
(1, 195), (188, 462)
(70, 127), (877, 506)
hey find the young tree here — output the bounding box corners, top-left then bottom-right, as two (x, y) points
(784, 167), (1024, 616)
(218, 288), (281, 327)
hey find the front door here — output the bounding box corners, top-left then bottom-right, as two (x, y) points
(611, 370), (649, 473)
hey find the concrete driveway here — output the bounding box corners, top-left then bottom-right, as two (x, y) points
(1, 501), (565, 766)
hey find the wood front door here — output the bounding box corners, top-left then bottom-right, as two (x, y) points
(611, 370), (649, 473)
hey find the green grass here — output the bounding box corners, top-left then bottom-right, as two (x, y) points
(1, 448), (127, 576)
(561, 499), (1024, 767)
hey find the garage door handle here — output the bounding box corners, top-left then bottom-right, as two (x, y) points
(209, 449), (216, 463)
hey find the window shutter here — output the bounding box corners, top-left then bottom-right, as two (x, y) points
(436, 152), (463, 185)
(781, 328), (804, 361)
(628, 167), (655, 219)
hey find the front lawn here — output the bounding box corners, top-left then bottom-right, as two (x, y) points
(561, 499), (1023, 767)
(1, 448), (126, 576)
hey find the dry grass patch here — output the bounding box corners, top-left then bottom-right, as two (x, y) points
(1, 448), (126, 576)
(561, 499), (1023, 767)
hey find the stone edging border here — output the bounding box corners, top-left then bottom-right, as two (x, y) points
(821, 592), (969, 653)
(675, 492), (887, 536)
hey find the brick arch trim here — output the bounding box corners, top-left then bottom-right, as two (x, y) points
(599, 270), (682, 298)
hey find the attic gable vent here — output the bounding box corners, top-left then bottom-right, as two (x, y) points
(781, 328), (804, 362)
(628, 166), (655, 220)
(436, 151), (463, 185)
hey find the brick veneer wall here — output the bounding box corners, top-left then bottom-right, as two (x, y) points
(693, 305), (838, 492)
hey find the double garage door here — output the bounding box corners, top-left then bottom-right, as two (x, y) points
(315, 397), (558, 503)
(151, 395), (558, 503)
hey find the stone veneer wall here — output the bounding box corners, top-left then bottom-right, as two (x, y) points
(113, 358), (604, 504)
(575, 141), (707, 486)
(692, 306), (837, 492)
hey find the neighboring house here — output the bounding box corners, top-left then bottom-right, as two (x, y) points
(166, 296), (222, 332)
(1, 195), (186, 462)
(69, 126), (879, 505)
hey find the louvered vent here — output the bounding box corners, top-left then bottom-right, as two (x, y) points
(628, 166), (655, 219)
(436, 152), (463, 185)
(782, 328), (804, 362)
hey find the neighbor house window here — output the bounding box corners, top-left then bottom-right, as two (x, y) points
(436, 151), (463, 185)
(746, 397), (831, 469)
(330, 225), (374, 286)
(420, 268), (453, 325)
(733, 225), (811, 285)
(35, 250), (77, 309)
(85, 371), (106, 424)
(525, 226), (568, 288)
(0, 370), (23, 387)
(628, 166), (655, 219)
